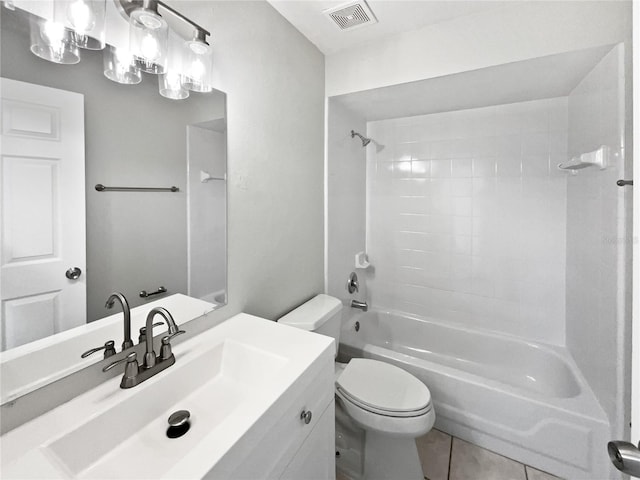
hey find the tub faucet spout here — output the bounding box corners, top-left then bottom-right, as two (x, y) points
(351, 300), (368, 312)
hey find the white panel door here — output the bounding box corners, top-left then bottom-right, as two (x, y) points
(0, 78), (85, 351)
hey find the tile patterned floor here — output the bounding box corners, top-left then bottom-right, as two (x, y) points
(337, 429), (562, 480)
(415, 429), (562, 480)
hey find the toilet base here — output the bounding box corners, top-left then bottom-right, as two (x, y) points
(335, 403), (424, 480)
(363, 432), (424, 480)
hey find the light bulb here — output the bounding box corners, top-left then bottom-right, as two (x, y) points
(189, 58), (205, 82)
(67, 0), (95, 34)
(43, 21), (66, 45)
(166, 72), (180, 86)
(140, 33), (160, 61)
(114, 48), (133, 66)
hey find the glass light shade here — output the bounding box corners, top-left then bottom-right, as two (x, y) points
(103, 46), (142, 85)
(159, 71), (189, 100)
(30, 17), (80, 65)
(55, 0), (106, 50)
(182, 39), (213, 93)
(129, 7), (168, 74)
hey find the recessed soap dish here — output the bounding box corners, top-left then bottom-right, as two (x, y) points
(558, 145), (609, 173)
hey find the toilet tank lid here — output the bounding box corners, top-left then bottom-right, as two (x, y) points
(278, 294), (342, 331)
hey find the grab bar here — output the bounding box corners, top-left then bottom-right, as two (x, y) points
(95, 184), (179, 193)
(139, 286), (167, 298)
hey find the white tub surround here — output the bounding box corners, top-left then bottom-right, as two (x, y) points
(339, 309), (610, 479)
(0, 294), (216, 405)
(366, 97), (569, 346)
(0, 314), (335, 479)
(565, 44), (630, 441)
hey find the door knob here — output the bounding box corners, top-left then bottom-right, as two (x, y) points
(608, 440), (640, 477)
(300, 410), (312, 425)
(65, 267), (82, 280)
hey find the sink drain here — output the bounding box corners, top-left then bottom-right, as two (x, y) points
(166, 410), (191, 439)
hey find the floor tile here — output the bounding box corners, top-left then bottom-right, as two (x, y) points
(416, 429), (452, 480)
(449, 438), (527, 480)
(525, 466), (562, 480)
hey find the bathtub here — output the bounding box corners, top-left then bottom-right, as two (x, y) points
(338, 309), (613, 480)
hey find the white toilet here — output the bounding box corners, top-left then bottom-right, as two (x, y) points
(279, 294), (435, 480)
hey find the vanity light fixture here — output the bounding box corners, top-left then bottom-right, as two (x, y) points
(128, 0), (168, 74)
(159, 71), (189, 100)
(55, 0), (107, 50)
(182, 30), (213, 93)
(29, 16), (81, 64)
(103, 45), (142, 84)
(20, 0), (214, 99)
(158, 30), (188, 99)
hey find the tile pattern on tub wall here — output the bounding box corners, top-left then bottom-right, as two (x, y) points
(524, 466), (562, 480)
(366, 97), (569, 344)
(415, 429), (452, 480)
(449, 438), (526, 480)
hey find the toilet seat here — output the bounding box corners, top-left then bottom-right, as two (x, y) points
(335, 358), (432, 418)
(337, 387), (433, 418)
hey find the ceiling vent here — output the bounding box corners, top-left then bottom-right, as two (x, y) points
(323, 1), (378, 31)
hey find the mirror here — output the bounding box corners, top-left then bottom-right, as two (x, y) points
(0, 5), (226, 393)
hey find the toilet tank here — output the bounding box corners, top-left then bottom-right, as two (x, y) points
(278, 294), (343, 348)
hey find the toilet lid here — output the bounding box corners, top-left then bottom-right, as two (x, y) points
(336, 358), (431, 414)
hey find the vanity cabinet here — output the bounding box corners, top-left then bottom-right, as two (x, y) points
(212, 343), (336, 479)
(281, 401), (335, 480)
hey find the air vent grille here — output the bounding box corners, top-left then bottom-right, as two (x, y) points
(324, 1), (378, 31)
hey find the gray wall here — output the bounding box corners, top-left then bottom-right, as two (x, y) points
(326, 99), (367, 304)
(1, 8), (226, 321)
(188, 0), (326, 320)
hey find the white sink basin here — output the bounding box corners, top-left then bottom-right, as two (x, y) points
(0, 313), (334, 479)
(46, 340), (287, 478)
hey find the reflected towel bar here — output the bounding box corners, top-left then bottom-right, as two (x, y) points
(140, 286), (168, 298)
(95, 184), (179, 192)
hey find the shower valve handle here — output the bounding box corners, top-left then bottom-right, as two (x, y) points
(347, 272), (359, 294)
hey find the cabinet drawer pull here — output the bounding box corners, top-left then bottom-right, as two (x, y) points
(300, 410), (312, 425)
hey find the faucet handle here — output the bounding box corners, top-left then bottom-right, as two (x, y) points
(81, 340), (116, 359)
(347, 272), (359, 294)
(138, 322), (165, 343)
(103, 352), (139, 389)
(102, 351), (137, 372)
(159, 330), (185, 361)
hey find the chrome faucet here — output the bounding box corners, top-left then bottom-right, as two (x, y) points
(351, 300), (368, 312)
(102, 307), (185, 389)
(105, 292), (133, 350)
